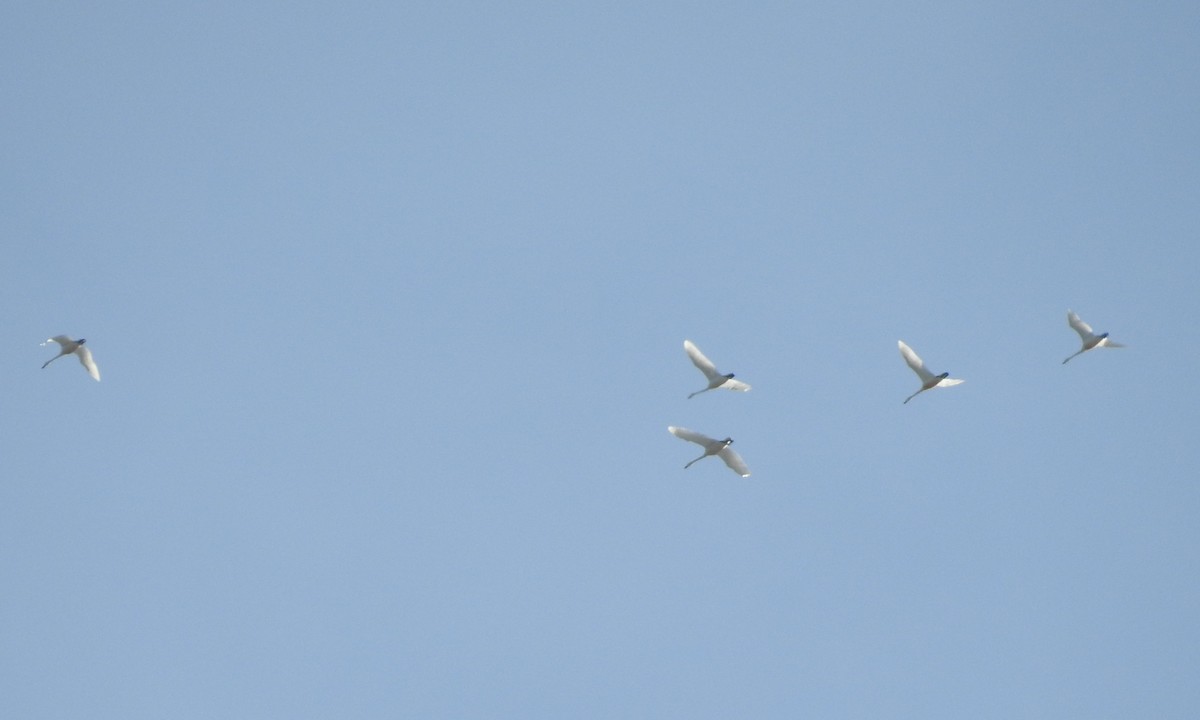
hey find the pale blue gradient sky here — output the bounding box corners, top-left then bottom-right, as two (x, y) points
(3, 2), (1199, 718)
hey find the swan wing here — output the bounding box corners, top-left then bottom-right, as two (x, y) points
(718, 447), (751, 477)
(75, 345), (101, 381)
(898, 340), (936, 383)
(1067, 311), (1096, 342)
(669, 426), (715, 447)
(684, 340), (723, 382)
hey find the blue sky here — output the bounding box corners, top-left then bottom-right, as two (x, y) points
(3, 2), (1198, 717)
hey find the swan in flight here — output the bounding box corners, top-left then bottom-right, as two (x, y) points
(898, 340), (961, 404)
(1063, 310), (1124, 364)
(42, 335), (100, 381)
(683, 340), (751, 398)
(668, 426), (751, 477)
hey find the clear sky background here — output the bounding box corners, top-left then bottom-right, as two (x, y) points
(3, 2), (1198, 718)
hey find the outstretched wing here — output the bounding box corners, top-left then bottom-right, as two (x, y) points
(45, 335), (73, 348)
(717, 447), (751, 477)
(935, 377), (964, 388)
(898, 340), (936, 383)
(683, 340), (723, 382)
(75, 346), (100, 381)
(720, 378), (751, 392)
(669, 426), (714, 447)
(1067, 311), (1096, 342)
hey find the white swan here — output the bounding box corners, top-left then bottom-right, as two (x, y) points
(42, 336), (100, 381)
(898, 340), (961, 404)
(683, 340), (751, 398)
(1063, 310), (1124, 364)
(668, 426), (751, 477)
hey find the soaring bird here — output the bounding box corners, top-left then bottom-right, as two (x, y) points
(683, 340), (751, 399)
(42, 335), (100, 381)
(898, 340), (961, 404)
(668, 426), (751, 477)
(1063, 310), (1124, 364)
